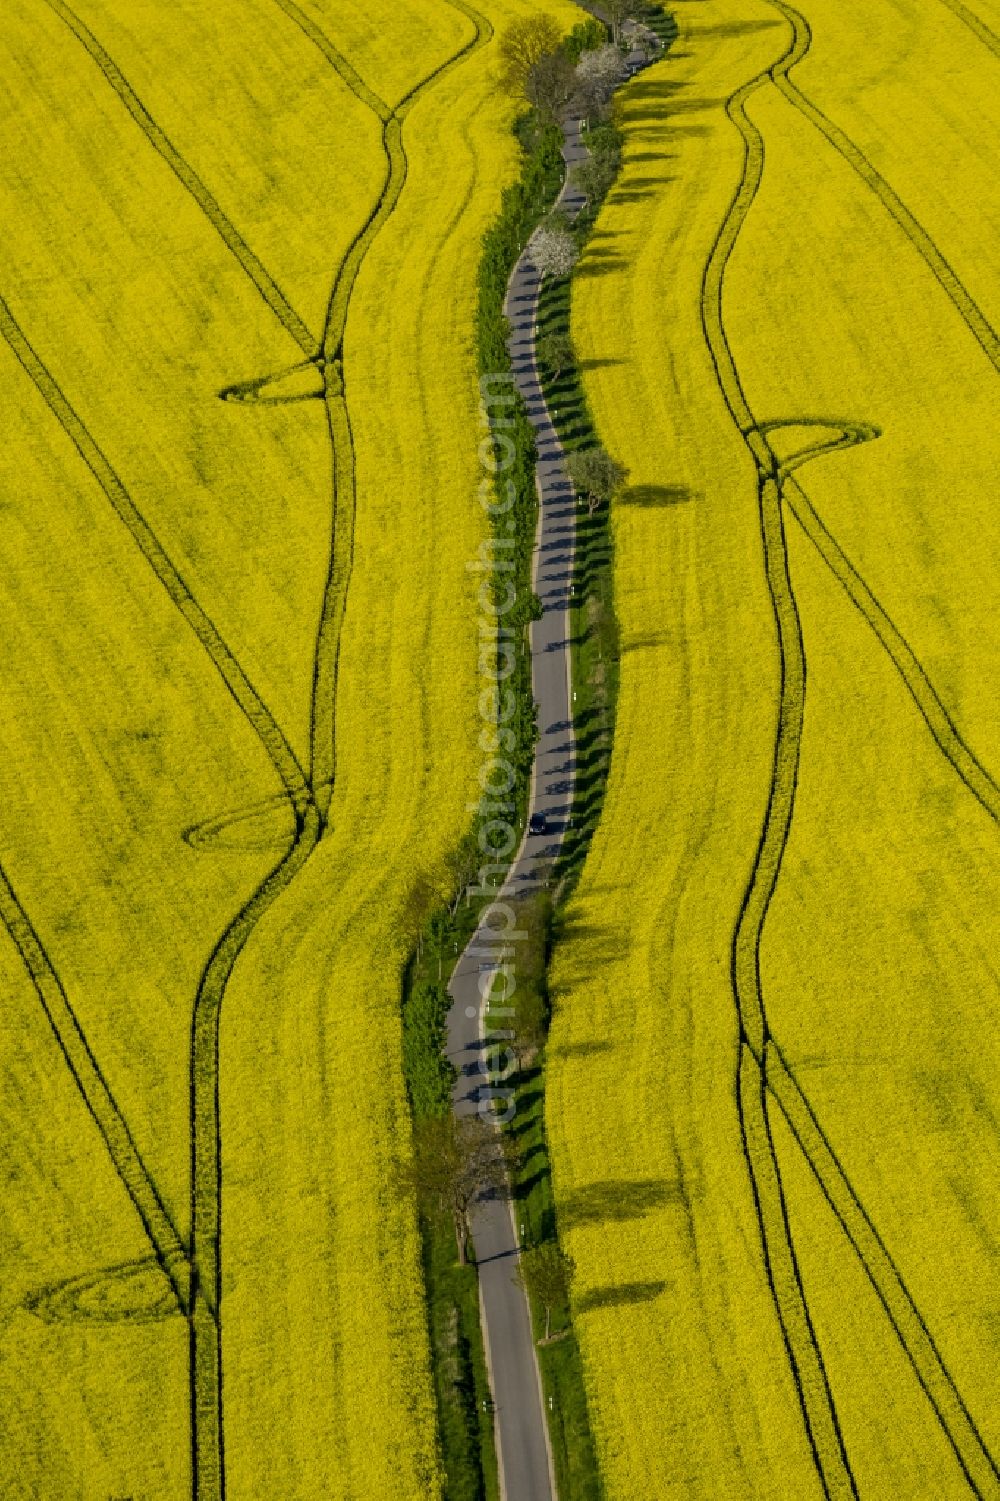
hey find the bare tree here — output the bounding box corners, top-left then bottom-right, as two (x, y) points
(516, 1241), (575, 1341)
(567, 445), (628, 515)
(605, 0), (638, 45)
(498, 16), (564, 96)
(405, 1115), (510, 1265)
(525, 48), (577, 123)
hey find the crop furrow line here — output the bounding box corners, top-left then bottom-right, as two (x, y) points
(934, 0), (1000, 59)
(702, 16), (1000, 1494)
(44, 0), (320, 359)
(767, 0), (1000, 374)
(0, 294), (312, 817)
(767, 1042), (1000, 1498)
(784, 473), (1000, 824)
(0, 865), (190, 1314)
(699, 27), (858, 1490)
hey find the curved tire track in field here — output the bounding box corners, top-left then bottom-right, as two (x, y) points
(766, 0), (1000, 374)
(182, 791), (302, 852)
(188, 7), (495, 1496)
(700, 29), (857, 1497)
(275, 0), (493, 818)
(0, 297), (313, 1357)
(1, 7), (492, 1497)
(760, 415), (881, 479)
(25, 1252), (187, 1325)
(703, 15), (1000, 1499)
(0, 12), (334, 1447)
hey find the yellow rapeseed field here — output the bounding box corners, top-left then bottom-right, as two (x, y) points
(548, 0), (1000, 1496)
(288, 0), (474, 110)
(0, 0), (576, 1495)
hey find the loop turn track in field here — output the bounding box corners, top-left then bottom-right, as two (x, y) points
(705, 4), (1000, 1497)
(0, 3), (493, 1497)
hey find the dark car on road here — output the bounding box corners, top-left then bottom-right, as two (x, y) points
(528, 811), (548, 836)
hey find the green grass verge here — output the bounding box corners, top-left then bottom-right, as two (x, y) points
(422, 1215), (500, 1501)
(399, 102), (576, 1501)
(402, 960), (498, 1501)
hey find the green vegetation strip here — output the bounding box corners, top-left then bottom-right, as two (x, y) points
(399, 106), (565, 1501)
(399, 9), (679, 1489)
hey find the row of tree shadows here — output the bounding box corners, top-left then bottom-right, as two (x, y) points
(516, 30), (709, 1318)
(486, 1059), (675, 1311)
(515, 194), (682, 1310)
(534, 270), (695, 901)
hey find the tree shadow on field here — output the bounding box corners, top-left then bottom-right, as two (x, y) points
(618, 111), (671, 131)
(608, 187), (669, 204)
(621, 77), (724, 109)
(621, 631), (671, 654)
(558, 1178), (682, 1231)
(625, 76), (693, 95)
(575, 1280), (669, 1314)
(612, 175), (674, 187)
(688, 17), (783, 37)
(510, 1087), (543, 1121)
(550, 914), (622, 970)
(574, 255), (629, 277)
(618, 483), (698, 507)
(547, 1038), (614, 1061)
(518, 1168), (552, 1200)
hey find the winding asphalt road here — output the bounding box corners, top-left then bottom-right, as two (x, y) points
(445, 119), (587, 1501)
(445, 36), (657, 1492)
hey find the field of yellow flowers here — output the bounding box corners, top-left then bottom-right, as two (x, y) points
(0, 0), (574, 1495)
(548, 0), (1000, 1496)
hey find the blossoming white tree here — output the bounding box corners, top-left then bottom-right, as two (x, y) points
(528, 226), (579, 279)
(574, 43), (628, 116)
